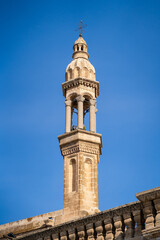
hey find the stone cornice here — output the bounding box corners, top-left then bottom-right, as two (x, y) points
(62, 78), (99, 98)
(61, 142), (100, 156)
(58, 129), (102, 140)
(58, 129), (102, 156)
(18, 201), (142, 239)
(136, 187), (160, 202)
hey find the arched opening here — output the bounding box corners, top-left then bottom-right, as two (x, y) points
(69, 94), (93, 132)
(69, 159), (76, 192)
(71, 95), (78, 131)
(83, 95), (91, 131)
(81, 45), (83, 51)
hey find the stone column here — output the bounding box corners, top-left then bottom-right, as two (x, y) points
(86, 223), (95, 240)
(76, 96), (85, 129)
(52, 233), (59, 240)
(65, 100), (72, 133)
(60, 232), (67, 240)
(132, 209), (142, 237)
(113, 216), (123, 240)
(95, 221), (104, 240)
(104, 218), (114, 240)
(77, 225), (85, 240)
(154, 198), (160, 226)
(68, 228), (76, 240)
(89, 99), (96, 132)
(123, 212), (134, 239)
(143, 201), (155, 229)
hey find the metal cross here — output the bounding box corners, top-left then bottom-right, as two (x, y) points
(75, 20), (87, 37)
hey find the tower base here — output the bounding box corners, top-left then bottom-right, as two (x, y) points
(58, 129), (102, 221)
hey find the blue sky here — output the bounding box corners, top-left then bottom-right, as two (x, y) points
(0, 0), (160, 224)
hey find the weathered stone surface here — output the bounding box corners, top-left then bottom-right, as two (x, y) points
(1, 188), (160, 239)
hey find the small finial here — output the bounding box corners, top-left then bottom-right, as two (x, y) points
(75, 20), (87, 37)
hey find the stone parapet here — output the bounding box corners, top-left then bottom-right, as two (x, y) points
(62, 78), (99, 98)
(6, 187), (159, 240)
(136, 187), (160, 239)
(0, 209), (63, 239)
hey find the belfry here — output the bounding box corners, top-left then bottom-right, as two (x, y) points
(58, 34), (102, 220)
(1, 29), (160, 240)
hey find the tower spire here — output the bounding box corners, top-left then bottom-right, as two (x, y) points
(75, 20), (87, 37)
(58, 35), (102, 222)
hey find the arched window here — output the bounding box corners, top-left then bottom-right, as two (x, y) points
(69, 159), (76, 192)
(71, 97), (78, 130)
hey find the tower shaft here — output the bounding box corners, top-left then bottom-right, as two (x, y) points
(58, 35), (102, 221)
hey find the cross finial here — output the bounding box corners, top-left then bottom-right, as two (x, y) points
(75, 20), (87, 37)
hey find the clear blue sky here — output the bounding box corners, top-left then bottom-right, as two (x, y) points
(0, 0), (160, 225)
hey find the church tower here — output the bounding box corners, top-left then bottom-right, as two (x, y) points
(58, 34), (102, 221)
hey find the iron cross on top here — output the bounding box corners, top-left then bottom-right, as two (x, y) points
(76, 20), (87, 37)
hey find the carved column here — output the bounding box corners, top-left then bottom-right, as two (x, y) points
(65, 100), (72, 133)
(89, 99), (96, 132)
(123, 213), (133, 239)
(113, 216), (123, 240)
(86, 223), (95, 240)
(60, 231), (68, 240)
(104, 218), (114, 240)
(143, 201), (155, 229)
(76, 95), (85, 129)
(133, 209), (142, 237)
(68, 228), (76, 240)
(95, 221), (104, 240)
(77, 225), (85, 240)
(154, 198), (160, 226)
(52, 233), (59, 240)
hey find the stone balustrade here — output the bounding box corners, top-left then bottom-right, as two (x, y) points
(1, 187), (160, 240)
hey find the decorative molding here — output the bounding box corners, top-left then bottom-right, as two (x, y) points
(61, 143), (100, 156)
(18, 201), (143, 240)
(136, 187), (160, 202)
(62, 78), (99, 98)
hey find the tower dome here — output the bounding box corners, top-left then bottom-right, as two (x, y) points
(65, 35), (96, 81)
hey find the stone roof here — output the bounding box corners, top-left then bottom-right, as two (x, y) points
(74, 35), (87, 45)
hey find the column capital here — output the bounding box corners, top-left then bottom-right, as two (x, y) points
(65, 99), (72, 106)
(89, 99), (96, 106)
(76, 95), (85, 102)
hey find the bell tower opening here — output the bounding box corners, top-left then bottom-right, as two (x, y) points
(83, 96), (90, 131)
(71, 97), (78, 130)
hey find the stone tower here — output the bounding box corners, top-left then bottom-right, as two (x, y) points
(58, 34), (102, 221)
